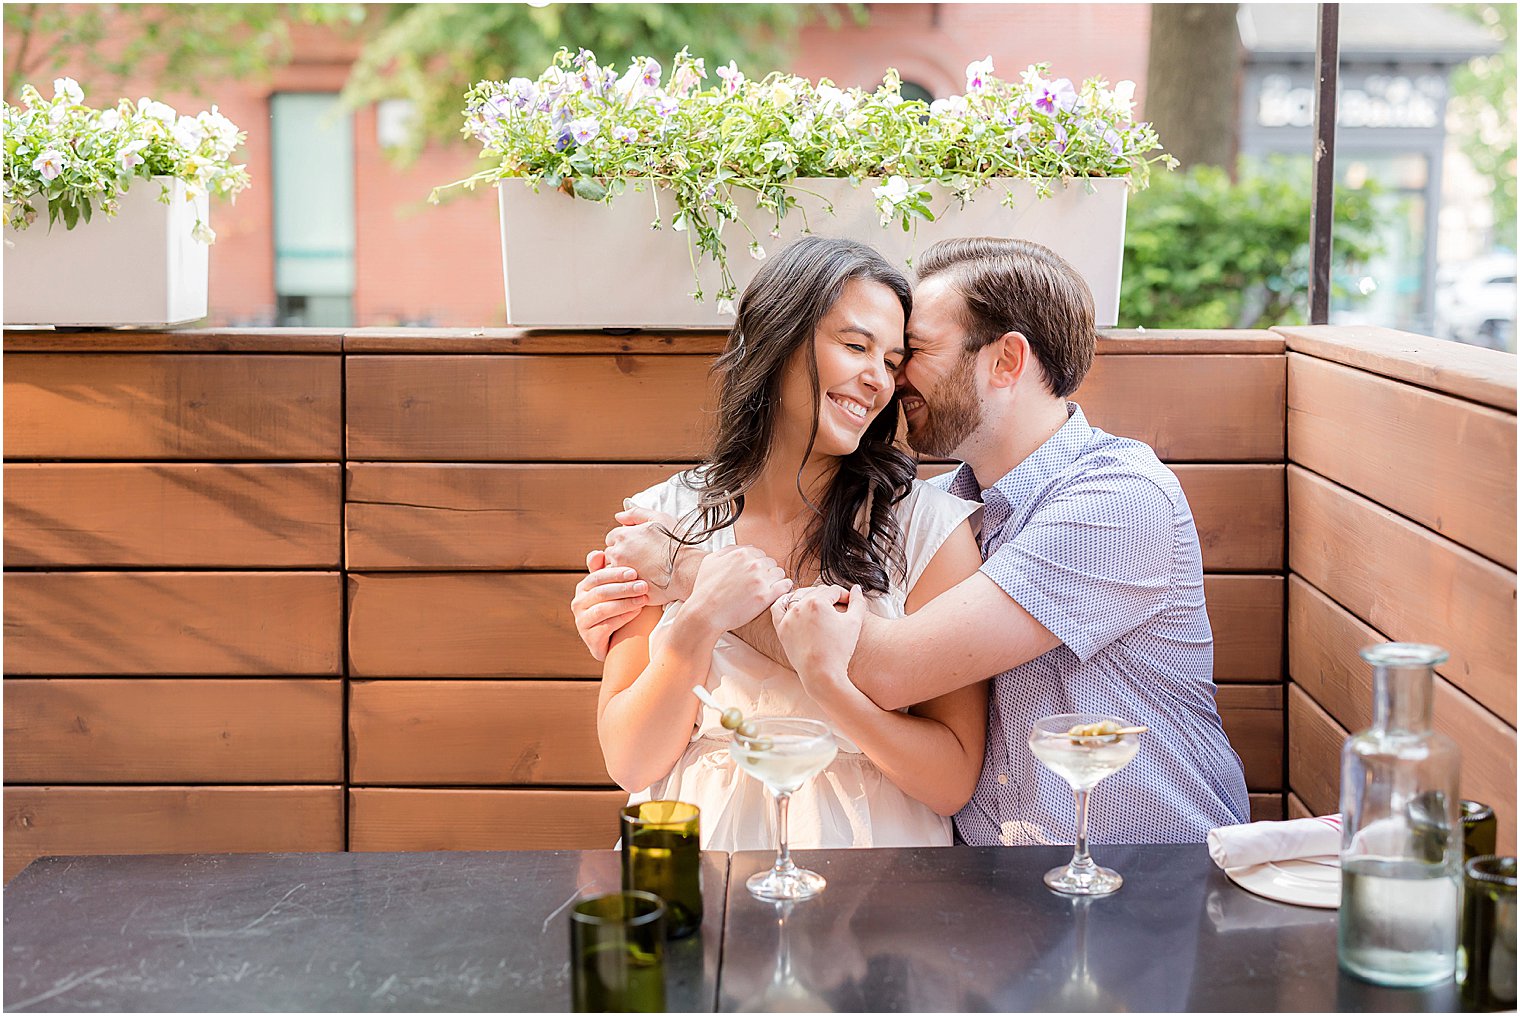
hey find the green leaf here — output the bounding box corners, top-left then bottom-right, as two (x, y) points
(572, 177), (607, 201)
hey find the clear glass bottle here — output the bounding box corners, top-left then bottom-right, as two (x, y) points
(1338, 643), (1462, 987)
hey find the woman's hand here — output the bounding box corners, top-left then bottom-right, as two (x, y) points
(682, 544), (793, 636)
(771, 584), (867, 694)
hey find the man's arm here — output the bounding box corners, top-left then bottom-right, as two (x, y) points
(847, 571), (1060, 711)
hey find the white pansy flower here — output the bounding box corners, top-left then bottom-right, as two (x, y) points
(874, 175), (911, 205)
(1111, 80), (1136, 116)
(53, 77), (84, 104)
(97, 108), (122, 131)
(769, 81), (795, 107)
(844, 109), (867, 131)
(197, 106), (241, 155)
(872, 174), (917, 224)
(32, 149), (67, 181)
(191, 220), (216, 244)
(1020, 65), (1050, 91)
(138, 97), (177, 124)
(965, 56), (994, 93)
(748, 241), (766, 261)
(930, 95), (969, 118)
(815, 84), (850, 115)
(118, 139), (150, 171)
(173, 115), (206, 150)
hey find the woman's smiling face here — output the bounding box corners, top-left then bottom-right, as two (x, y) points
(776, 277), (907, 459)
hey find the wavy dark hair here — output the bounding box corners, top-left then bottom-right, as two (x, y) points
(672, 235), (917, 594)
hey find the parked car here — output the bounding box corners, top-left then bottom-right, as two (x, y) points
(1435, 254), (1518, 351)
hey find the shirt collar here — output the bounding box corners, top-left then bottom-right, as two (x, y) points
(963, 401), (1091, 535)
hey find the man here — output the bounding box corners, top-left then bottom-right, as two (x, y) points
(572, 237), (1249, 845)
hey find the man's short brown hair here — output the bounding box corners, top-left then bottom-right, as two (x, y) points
(915, 237), (1097, 398)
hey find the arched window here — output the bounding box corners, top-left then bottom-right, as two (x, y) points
(898, 80), (935, 104)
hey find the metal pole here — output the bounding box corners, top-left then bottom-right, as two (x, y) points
(1309, 3), (1340, 325)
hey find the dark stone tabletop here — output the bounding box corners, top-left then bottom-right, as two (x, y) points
(4, 844), (1458, 1012)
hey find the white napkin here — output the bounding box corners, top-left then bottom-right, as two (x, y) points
(1207, 814), (1343, 870)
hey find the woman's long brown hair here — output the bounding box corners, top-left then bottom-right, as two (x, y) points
(671, 235), (917, 593)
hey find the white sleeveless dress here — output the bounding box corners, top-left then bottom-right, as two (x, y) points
(622, 471), (980, 851)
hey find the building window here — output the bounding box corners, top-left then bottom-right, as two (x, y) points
(899, 80), (935, 104)
(270, 93), (354, 326)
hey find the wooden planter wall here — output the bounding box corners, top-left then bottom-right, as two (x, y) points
(2, 325), (1510, 877)
(1276, 326), (1517, 854)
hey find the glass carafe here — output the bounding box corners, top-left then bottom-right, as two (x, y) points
(1338, 643), (1462, 987)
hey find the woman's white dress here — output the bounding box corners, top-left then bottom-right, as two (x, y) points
(623, 471), (979, 851)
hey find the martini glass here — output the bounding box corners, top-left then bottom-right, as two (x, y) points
(1028, 713), (1140, 895)
(731, 717), (838, 900)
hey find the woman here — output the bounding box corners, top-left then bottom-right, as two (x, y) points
(596, 235), (985, 850)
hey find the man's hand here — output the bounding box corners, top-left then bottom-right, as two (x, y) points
(683, 545), (793, 636)
(572, 550), (650, 663)
(603, 505), (698, 605)
(771, 584), (866, 691)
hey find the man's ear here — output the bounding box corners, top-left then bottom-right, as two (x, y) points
(985, 331), (1032, 390)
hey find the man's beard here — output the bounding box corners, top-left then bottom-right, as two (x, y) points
(906, 351), (982, 459)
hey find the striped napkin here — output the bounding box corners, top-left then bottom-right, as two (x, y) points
(1207, 814), (1343, 870)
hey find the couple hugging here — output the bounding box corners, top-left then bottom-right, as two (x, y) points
(570, 234), (1250, 852)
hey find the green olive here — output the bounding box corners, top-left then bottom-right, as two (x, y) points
(746, 737), (773, 753)
(736, 720), (758, 739)
(720, 707), (744, 731)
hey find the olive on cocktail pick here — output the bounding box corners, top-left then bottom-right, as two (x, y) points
(720, 707), (745, 731)
(736, 720), (758, 739)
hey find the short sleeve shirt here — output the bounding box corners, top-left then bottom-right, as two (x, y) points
(932, 403), (1251, 846)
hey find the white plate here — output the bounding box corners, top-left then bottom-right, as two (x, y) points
(1224, 855), (1341, 909)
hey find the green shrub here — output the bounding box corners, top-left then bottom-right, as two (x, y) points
(1120, 158), (1382, 328)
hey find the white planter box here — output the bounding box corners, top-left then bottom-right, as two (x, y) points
(500, 177), (1127, 329)
(4, 177), (209, 327)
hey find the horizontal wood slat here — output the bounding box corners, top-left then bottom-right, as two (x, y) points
(345, 355), (718, 461)
(348, 788), (627, 852)
(1288, 353), (1516, 569)
(339, 328), (1284, 356)
(1217, 684), (1284, 791)
(1287, 683), (1345, 819)
(346, 572), (1282, 681)
(349, 681), (610, 786)
(4, 680), (342, 784)
(1277, 325), (1518, 412)
(342, 329), (730, 355)
(1205, 575), (1284, 682)
(3, 354), (341, 460)
(1250, 794), (1285, 822)
(2, 328), (344, 354)
(344, 463), (680, 570)
(3, 786), (344, 882)
(5, 464), (341, 568)
(1287, 576), (1516, 854)
(5, 572), (343, 675)
(1073, 355), (1285, 461)
(1097, 330), (1284, 354)
(343, 680), (1284, 793)
(343, 354), (1285, 463)
(350, 463), (1284, 573)
(1287, 467), (1516, 724)
(347, 573), (588, 678)
(1173, 465), (1285, 572)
